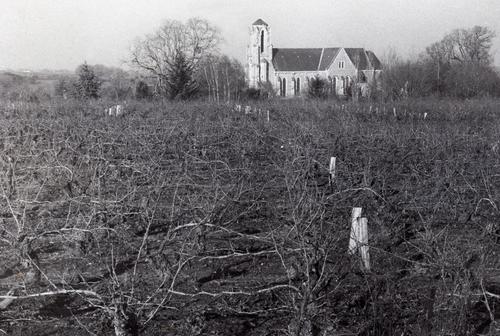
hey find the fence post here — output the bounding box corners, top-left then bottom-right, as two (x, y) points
(358, 217), (370, 270)
(266, 109), (270, 122)
(329, 157), (336, 185)
(348, 208), (370, 270)
(348, 207), (362, 255)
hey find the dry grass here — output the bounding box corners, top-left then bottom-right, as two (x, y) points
(0, 97), (499, 335)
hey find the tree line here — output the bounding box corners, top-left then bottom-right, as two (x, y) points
(381, 26), (500, 99)
(50, 18), (245, 102)
(2, 19), (499, 102)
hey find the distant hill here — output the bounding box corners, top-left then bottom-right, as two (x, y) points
(0, 71), (25, 83)
(0, 70), (62, 99)
(0, 66), (148, 100)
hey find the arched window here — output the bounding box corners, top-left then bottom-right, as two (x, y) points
(278, 77), (282, 96)
(260, 30), (265, 53)
(282, 78), (287, 97)
(265, 61), (269, 81)
(346, 76), (352, 95)
(296, 78), (300, 95)
(333, 77), (337, 94)
(292, 78), (296, 96)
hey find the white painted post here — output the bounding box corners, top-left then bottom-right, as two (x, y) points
(348, 207), (362, 255)
(0, 288), (15, 310)
(358, 217), (370, 270)
(266, 109), (270, 122)
(424, 112), (428, 120)
(329, 157), (336, 185)
(348, 208), (370, 270)
(393, 107), (397, 117)
(369, 105), (372, 113)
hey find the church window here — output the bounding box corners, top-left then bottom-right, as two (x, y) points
(261, 30), (265, 53)
(339, 61), (345, 69)
(296, 78), (300, 95)
(266, 62), (269, 81)
(282, 78), (287, 97)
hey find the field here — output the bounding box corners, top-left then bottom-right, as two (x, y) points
(1, 98), (500, 335)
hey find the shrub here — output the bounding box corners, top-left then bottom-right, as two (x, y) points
(244, 87), (261, 100)
(135, 80), (151, 99)
(307, 75), (328, 98)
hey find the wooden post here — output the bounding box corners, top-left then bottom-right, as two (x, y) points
(348, 207), (362, 255)
(329, 157), (336, 185)
(393, 107), (397, 117)
(424, 112), (428, 120)
(358, 217), (370, 270)
(348, 208), (370, 270)
(0, 288), (15, 310)
(369, 105), (372, 113)
(266, 109), (270, 122)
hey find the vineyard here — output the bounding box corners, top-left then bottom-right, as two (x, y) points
(1, 98), (500, 335)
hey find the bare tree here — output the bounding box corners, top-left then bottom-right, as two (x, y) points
(198, 55), (245, 102)
(130, 17), (222, 96)
(426, 26), (496, 65)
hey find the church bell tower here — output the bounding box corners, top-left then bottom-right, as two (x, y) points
(247, 19), (272, 88)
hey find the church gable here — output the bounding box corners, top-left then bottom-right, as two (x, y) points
(326, 48), (358, 74)
(318, 48), (341, 70)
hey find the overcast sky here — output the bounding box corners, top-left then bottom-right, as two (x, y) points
(1, 0), (499, 71)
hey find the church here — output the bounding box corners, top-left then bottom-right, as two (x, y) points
(246, 19), (382, 97)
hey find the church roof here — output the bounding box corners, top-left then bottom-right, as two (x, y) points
(252, 19), (268, 26)
(344, 48), (383, 70)
(272, 48), (323, 71)
(271, 47), (382, 72)
(272, 48), (340, 71)
(365, 50), (382, 70)
(344, 48), (369, 69)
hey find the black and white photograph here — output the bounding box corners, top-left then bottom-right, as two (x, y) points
(1, 1), (500, 335)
